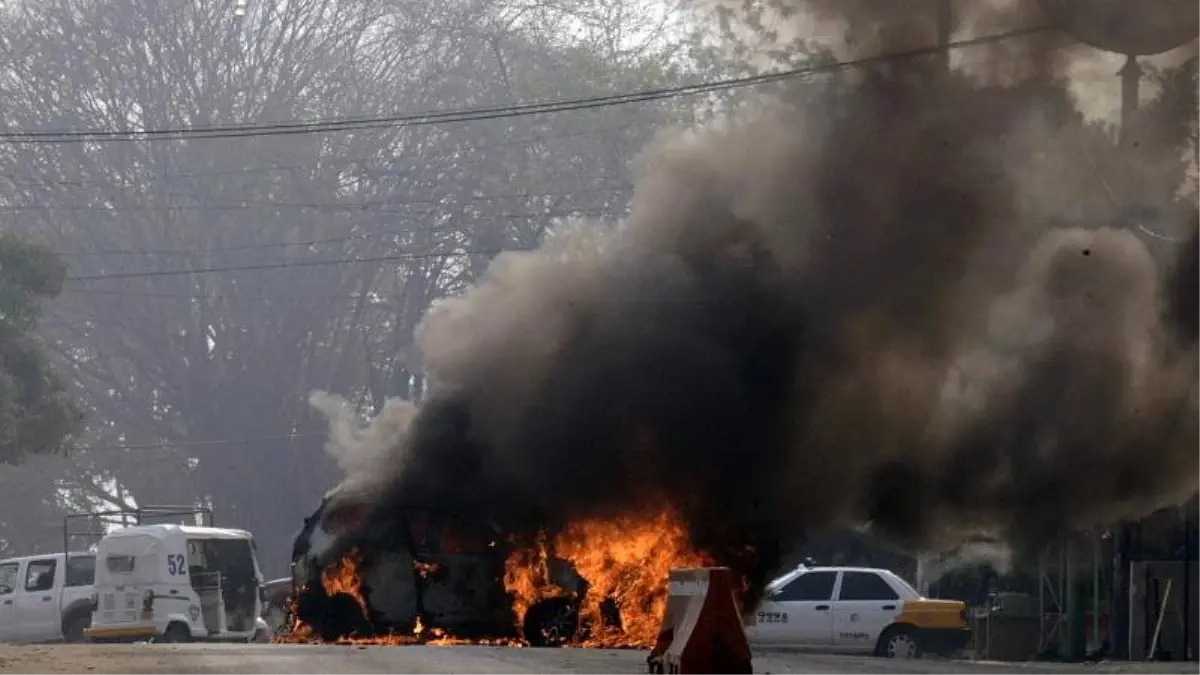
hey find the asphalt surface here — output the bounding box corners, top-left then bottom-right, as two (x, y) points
(0, 644), (1196, 674)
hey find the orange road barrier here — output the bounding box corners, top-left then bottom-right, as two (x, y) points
(647, 567), (752, 674)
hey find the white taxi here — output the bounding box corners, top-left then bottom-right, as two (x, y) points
(744, 564), (971, 659)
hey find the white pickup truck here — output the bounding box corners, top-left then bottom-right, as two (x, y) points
(0, 552), (96, 643)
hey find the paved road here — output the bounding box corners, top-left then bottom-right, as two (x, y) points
(0, 644), (1195, 674)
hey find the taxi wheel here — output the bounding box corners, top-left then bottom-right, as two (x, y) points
(876, 625), (921, 659)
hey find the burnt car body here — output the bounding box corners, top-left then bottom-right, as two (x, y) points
(290, 490), (599, 645)
(261, 577), (292, 637)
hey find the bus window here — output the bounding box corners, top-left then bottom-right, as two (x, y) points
(105, 555), (136, 574)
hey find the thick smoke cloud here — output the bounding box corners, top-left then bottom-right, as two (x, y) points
(309, 391), (418, 500)
(320, 0), (1199, 601)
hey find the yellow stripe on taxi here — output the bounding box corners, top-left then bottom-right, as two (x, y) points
(894, 598), (970, 629)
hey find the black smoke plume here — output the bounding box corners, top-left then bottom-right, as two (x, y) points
(319, 0), (1199, 605)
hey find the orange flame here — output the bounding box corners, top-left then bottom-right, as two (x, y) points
(503, 507), (711, 647)
(503, 532), (567, 628)
(279, 549), (523, 647)
(280, 592), (313, 642)
(276, 549), (395, 644)
(281, 509), (719, 649)
(414, 560), (443, 580)
(322, 549), (370, 618)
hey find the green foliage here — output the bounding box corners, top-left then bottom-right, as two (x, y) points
(0, 234), (81, 464)
(0, 234), (67, 327)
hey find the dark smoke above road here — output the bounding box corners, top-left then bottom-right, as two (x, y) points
(315, 0), (1199, 602)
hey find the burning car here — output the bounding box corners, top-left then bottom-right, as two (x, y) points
(288, 489), (614, 645)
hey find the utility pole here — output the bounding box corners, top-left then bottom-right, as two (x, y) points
(1108, 54), (1144, 659)
(1092, 533), (1101, 656)
(1118, 54), (1143, 148)
(935, 0), (953, 73)
(1180, 504), (1190, 658)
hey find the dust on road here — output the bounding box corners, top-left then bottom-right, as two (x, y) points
(0, 644), (1195, 674)
(0, 645), (174, 674)
(0, 644), (641, 674)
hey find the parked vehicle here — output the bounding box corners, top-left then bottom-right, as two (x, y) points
(0, 552), (96, 643)
(744, 563), (971, 658)
(261, 577), (291, 637)
(81, 507), (268, 644)
(290, 490), (613, 645)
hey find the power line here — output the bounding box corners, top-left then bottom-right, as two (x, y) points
(48, 206), (609, 270)
(41, 26), (1053, 282)
(57, 206), (614, 274)
(0, 26), (1051, 144)
(74, 432), (328, 454)
(2, 202), (430, 213)
(61, 287), (392, 302)
(43, 185), (630, 257)
(0, 125), (648, 187)
(8, 185), (633, 217)
(0, 201), (625, 215)
(56, 199), (626, 269)
(65, 248), (527, 281)
(59, 232), (392, 257)
(58, 228), (465, 259)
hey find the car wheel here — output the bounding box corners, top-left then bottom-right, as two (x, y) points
(62, 612), (91, 643)
(318, 592), (373, 641)
(877, 625), (921, 659)
(163, 622), (192, 644)
(522, 598), (579, 647)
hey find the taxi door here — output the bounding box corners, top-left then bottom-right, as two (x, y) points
(748, 570), (837, 647)
(831, 570), (903, 652)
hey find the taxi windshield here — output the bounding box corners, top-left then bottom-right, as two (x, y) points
(764, 568), (801, 595)
(888, 572), (921, 598)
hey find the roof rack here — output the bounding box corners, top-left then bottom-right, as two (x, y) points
(62, 505), (214, 556)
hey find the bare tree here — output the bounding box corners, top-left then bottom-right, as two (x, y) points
(0, 0), (475, 569)
(0, 0), (692, 571)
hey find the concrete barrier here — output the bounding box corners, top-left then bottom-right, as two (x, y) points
(647, 567), (751, 674)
